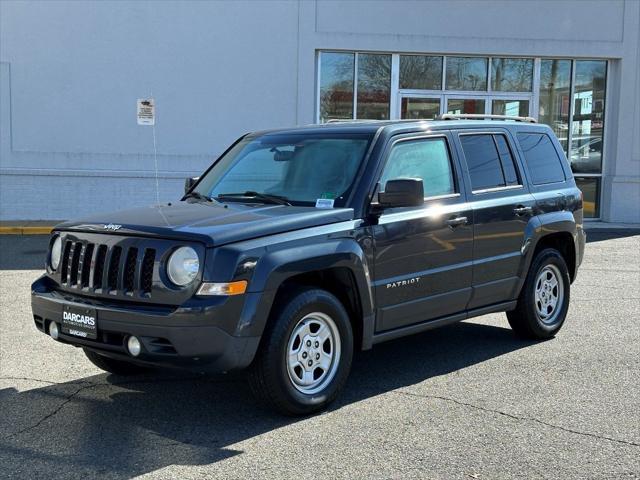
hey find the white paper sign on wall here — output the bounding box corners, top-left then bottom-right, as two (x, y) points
(137, 98), (155, 125)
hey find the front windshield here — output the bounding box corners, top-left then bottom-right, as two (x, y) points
(193, 133), (372, 207)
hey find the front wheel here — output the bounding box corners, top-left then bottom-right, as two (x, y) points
(248, 288), (353, 416)
(507, 248), (571, 339)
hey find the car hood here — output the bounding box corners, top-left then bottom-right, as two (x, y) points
(55, 201), (355, 247)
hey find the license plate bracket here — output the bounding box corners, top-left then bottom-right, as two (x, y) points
(61, 305), (98, 340)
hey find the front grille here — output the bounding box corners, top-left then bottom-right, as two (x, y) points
(60, 240), (157, 299)
(52, 232), (203, 305)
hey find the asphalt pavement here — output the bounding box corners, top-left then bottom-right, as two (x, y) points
(0, 232), (639, 479)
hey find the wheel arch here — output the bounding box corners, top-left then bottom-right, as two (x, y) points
(236, 239), (375, 351)
(519, 211), (579, 290)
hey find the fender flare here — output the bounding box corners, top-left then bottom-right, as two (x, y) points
(234, 238), (376, 349)
(515, 211), (579, 295)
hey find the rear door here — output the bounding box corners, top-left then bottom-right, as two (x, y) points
(455, 129), (536, 309)
(371, 133), (473, 332)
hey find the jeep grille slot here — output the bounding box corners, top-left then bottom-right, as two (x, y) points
(141, 248), (155, 294)
(69, 242), (82, 286)
(107, 246), (122, 291)
(60, 240), (73, 284)
(80, 243), (94, 288)
(93, 245), (107, 289)
(123, 247), (138, 294)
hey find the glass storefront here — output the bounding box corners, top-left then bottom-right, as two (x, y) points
(317, 51), (608, 218)
(318, 52), (354, 122)
(538, 59), (571, 154)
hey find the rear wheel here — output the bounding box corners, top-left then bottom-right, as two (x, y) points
(83, 348), (149, 376)
(507, 248), (571, 339)
(248, 288), (353, 416)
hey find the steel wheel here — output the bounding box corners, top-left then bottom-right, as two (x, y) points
(285, 312), (341, 395)
(534, 264), (564, 324)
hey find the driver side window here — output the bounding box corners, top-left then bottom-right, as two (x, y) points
(380, 137), (456, 198)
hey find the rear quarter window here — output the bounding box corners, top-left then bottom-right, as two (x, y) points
(517, 132), (566, 185)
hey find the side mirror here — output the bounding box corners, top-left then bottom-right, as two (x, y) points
(184, 177), (199, 194)
(378, 178), (424, 208)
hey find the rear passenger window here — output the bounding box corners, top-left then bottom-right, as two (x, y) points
(380, 137), (456, 198)
(517, 133), (566, 185)
(460, 134), (505, 191)
(494, 135), (520, 186)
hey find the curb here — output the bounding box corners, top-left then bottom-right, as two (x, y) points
(0, 226), (55, 235)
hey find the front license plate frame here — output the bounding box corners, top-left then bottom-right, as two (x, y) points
(61, 305), (98, 340)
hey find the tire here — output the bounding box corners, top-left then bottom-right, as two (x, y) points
(507, 248), (571, 339)
(248, 288), (354, 416)
(83, 348), (149, 376)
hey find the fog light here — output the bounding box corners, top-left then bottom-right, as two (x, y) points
(49, 321), (59, 340)
(127, 336), (141, 357)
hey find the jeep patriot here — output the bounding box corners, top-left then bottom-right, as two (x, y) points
(31, 115), (586, 415)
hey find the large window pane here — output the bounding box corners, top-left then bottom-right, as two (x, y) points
(446, 57), (488, 91)
(319, 52), (354, 123)
(357, 53), (391, 120)
(539, 59), (572, 154)
(517, 133), (566, 185)
(492, 99), (529, 117)
(447, 98), (485, 114)
(460, 134), (506, 191)
(575, 177), (600, 218)
(401, 97), (441, 119)
(400, 55), (443, 90)
(571, 60), (606, 174)
(380, 138), (455, 198)
(491, 58), (533, 92)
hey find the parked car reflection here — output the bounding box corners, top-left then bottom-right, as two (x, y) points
(570, 136), (602, 174)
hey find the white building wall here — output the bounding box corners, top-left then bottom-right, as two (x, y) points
(1, 0), (638, 222)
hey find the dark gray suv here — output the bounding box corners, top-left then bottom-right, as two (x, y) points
(32, 114), (585, 415)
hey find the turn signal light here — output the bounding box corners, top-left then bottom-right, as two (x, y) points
(197, 280), (248, 296)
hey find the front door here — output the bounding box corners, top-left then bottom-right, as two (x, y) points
(371, 134), (473, 332)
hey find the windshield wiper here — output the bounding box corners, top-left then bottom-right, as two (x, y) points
(184, 191), (213, 202)
(216, 191), (291, 206)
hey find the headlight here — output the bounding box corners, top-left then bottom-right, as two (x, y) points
(50, 236), (62, 270)
(167, 246), (199, 286)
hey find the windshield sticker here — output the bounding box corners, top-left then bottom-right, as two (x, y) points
(320, 192), (336, 199)
(315, 198), (335, 209)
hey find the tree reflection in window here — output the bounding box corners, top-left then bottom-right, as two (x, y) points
(319, 52), (354, 122)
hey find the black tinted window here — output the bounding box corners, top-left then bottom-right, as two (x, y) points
(494, 135), (520, 186)
(517, 133), (566, 185)
(460, 134), (505, 191)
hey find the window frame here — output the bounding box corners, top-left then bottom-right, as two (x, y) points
(458, 130), (525, 195)
(373, 133), (461, 208)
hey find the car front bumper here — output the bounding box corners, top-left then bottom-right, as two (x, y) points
(30, 276), (260, 373)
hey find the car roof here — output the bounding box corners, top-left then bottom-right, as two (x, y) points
(250, 119), (549, 137)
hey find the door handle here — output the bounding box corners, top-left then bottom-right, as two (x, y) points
(513, 205), (533, 216)
(446, 215), (468, 228)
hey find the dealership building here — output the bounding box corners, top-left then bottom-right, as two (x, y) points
(1, 0), (639, 223)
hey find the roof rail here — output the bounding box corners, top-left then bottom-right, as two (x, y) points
(436, 114), (537, 123)
(324, 119), (386, 124)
